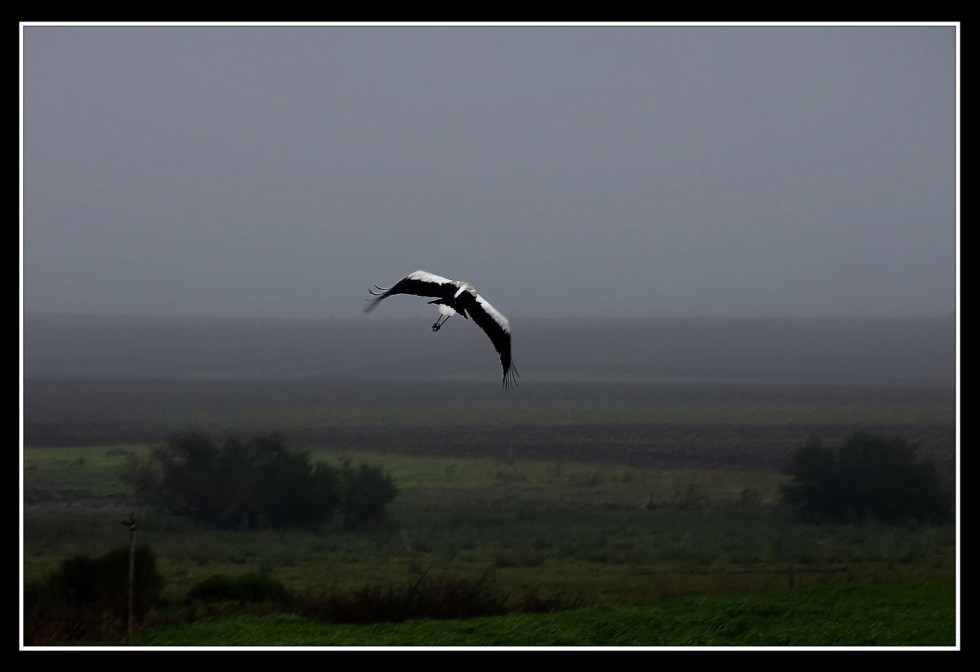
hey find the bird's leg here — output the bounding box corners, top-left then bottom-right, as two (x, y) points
(432, 314), (451, 332)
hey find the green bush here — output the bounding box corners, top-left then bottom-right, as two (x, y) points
(336, 459), (400, 531)
(24, 544), (165, 644)
(187, 572), (292, 605)
(296, 574), (509, 624)
(120, 432), (397, 531)
(48, 543), (165, 618)
(294, 573), (581, 626)
(781, 432), (953, 524)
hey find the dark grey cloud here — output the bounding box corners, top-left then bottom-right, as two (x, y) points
(22, 24), (957, 319)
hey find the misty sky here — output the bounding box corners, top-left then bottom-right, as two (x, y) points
(21, 23), (958, 320)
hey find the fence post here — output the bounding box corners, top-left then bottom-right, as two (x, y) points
(120, 512), (137, 645)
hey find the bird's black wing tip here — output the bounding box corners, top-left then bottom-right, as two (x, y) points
(501, 364), (521, 392)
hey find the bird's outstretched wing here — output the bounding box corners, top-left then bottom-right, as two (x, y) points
(363, 270), (457, 312)
(463, 293), (520, 390)
(363, 270), (519, 390)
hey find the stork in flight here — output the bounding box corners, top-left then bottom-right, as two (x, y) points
(363, 270), (519, 390)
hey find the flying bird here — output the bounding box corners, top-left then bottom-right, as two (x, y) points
(364, 270), (519, 390)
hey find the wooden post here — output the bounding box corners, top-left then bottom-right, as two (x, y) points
(121, 512), (137, 645)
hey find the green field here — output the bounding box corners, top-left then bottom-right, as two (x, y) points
(23, 435), (957, 647)
(21, 315), (958, 648)
(58, 580), (952, 648)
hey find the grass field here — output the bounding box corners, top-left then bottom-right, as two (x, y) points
(23, 438), (957, 647)
(60, 580), (954, 648)
(21, 315), (958, 647)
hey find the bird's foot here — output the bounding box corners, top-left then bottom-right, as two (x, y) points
(432, 324), (441, 332)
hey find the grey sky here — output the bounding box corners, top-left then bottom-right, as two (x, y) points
(21, 24), (957, 320)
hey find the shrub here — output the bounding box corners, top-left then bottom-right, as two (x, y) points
(296, 574), (509, 624)
(781, 432), (953, 524)
(24, 544), (165, 644)
(336, 459), (400, 531)
(48, 543), (165, 619)
(186, 572), (292, 605)
(120, 432), (396, 531)
(294, 574), (582, 626)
